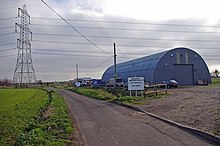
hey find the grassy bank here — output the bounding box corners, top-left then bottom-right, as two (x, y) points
(211, 78), (220, 86)
(67, 87), (116, 101)
(0, 88), (74, 146)
(66, 87), (165, 104)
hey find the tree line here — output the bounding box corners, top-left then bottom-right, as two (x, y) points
(0, 78), (12, 86)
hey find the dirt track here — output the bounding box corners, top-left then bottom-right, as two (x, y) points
(139, 85), (220, 135)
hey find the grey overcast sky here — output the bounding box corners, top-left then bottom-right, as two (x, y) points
(1, 0), (220, 81)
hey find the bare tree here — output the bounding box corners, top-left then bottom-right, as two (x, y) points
(0, 78), (12, 86)
(213, 70), (219, 77)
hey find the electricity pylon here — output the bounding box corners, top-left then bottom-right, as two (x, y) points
(12, 4), (37, 84)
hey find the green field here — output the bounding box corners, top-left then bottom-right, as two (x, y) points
(0, 88), (74, 146)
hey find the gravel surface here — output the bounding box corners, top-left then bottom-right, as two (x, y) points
(139, 85), (220, 135)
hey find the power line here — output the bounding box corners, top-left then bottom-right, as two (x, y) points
(32, 51), (111, 58)
(34, 49), (149, 58)
(0, 5), (18, 10)
(32, 51), (132, 59)
(203, 55), (220, 57)
(32, 34), (220, 43)
(33, 48), (136, 56)
(0, 26), (14, 29)
(31, 51), (220, 61)
(77, 0), (114, 42)
(203, 58), (220, 61)
(0, 48), (16, 52)
(90, 56), (113, 68)
(77, 0), (126, 59)
(31, 23), (220, 34)
(0, 42), (16, 46)
(31, 23), (68, 28)
(32, 39), (220, 49)
(32, 48), (147, 55)
(0, 54), (16, 58)
(0, 32), (14, 36)
(32, 39), (107, 45)
(33, 32), (80, 37)
(32, 32), (220, 42)
(0, 17), (17, 21)
(32, 48), (220, 58)
(31, 17), (220, 28)
(75, 0), (105, 36)
(33, 48), (111, 54)
(32, 48), (145, 56)
(41, 0), (110, 55)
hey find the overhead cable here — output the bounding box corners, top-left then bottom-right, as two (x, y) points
(32, 35), (220, 43)
(0, 42), (16, 46)
(41, 0), (110, 54)
(31, 23), (220, 34)
(31, 17), (220, 28)
(0, 48), (16, 52)
(31, 51), (220, 61)
(0, 54), (16, 58)
(0, 32), (14, 36)
(0, 17), (17, 21)
(32, 51), (111, 58)
(0, 26), (14, 29)
(32, 39), (220, 49)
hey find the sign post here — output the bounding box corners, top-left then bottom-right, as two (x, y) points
(128, 77), (144, 96)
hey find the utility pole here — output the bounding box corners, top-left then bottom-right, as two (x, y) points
(76, 64), (79, 80)
(12, 4), (37, 85)
(114, 43), (117, 89)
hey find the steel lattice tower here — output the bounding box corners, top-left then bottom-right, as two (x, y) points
(12, 5), (37, 84)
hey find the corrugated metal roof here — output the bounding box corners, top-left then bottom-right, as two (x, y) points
(102, 50), (168, 82)
(102, 47), (211, 85)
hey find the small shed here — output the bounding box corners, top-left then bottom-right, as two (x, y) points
(102, 47), (211, 85)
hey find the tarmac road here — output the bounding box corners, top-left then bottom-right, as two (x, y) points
(56, 89), (217, 146)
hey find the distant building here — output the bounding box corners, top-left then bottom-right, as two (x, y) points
(72, 77), (92, 87)
(102, 47), (211, 85)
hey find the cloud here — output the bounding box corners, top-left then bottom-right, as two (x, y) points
(0, 0), (220, 81)
(103, 0), (220, 23)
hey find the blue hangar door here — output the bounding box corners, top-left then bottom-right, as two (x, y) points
(173, 64), (194, 85)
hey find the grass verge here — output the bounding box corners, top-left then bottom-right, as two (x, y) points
(66, 87), (116, 101)
(66, 87), (166, 105)
(211, 78), (220, 86)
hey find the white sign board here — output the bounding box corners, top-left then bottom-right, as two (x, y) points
(128, 77), (144, 91)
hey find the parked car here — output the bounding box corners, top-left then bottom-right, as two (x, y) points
(91, 79), (106, 88)
(162, 80), (178, 88)
(106, 77), (124, 88)
(74, 80), (82, 87)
